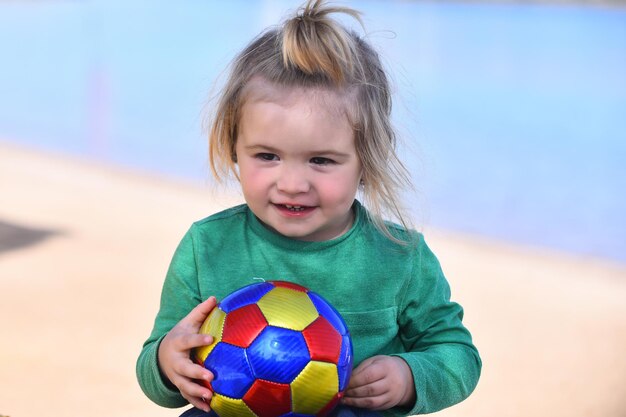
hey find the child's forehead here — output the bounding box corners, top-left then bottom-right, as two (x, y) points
(241, 77), (353, 115)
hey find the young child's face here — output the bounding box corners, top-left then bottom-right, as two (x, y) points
(235, 86), (362, 241)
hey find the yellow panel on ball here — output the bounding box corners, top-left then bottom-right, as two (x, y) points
(195, 307), (226, 363)
(257, 287), (318, 330)
(211, 393), (258, 417)
(291, 361), (339, 415)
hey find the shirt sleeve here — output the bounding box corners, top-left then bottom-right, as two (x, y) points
(388, 234), (482, 416)
(136, 226), (203, 408)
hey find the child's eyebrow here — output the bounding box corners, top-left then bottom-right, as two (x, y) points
(309, 150), (352, 159)
(244, 144), (280, 153)
(244, 144), (351, 159)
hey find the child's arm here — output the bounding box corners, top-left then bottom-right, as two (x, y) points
(398, 236), (481, 414)
(157, 297), (217, 413)
(136, 226), (213, 409)
(345, 234), (481, 415)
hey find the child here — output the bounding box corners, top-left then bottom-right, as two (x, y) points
(136, 1), (481, 416)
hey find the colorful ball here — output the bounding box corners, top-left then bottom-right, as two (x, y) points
(195, 280), (353, 417)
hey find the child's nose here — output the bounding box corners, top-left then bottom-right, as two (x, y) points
(276, 165), (310, 194)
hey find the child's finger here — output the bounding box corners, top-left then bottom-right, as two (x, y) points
(180, 360), (214, 382)
(180, 376), (213, 401)
(181, 382), (213, 413)
(342, 390), (389, 410)
(348, 356), (386, 388)
(344, 378), (387, 399)
(187, 396), (211, 414)
(181, 297), (217, 329)
(176, 333), (214, 351)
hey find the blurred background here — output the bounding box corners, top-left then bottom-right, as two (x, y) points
(1, 1), (625, 417)
(1, 0), (624, 263)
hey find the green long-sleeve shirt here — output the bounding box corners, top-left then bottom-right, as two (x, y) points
(136, 201), (481, 416)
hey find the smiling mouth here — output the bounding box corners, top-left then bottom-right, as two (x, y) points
(284, 204), (307, 212)
(275, 203), (315, 214)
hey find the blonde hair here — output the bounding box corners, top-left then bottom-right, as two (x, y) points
(208, 0), (414, 242)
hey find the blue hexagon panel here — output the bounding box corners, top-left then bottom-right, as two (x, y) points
(204, 342), (255, 398)
(220, 282), (274, 313)
(247, 326), (310, 383)
(337, 334), (353, 391)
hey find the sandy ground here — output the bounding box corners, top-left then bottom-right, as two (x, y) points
(1, 142), (625, 417)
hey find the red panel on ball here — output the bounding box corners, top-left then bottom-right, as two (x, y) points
(302, 316), (341, 363)
(221, 303), (268, 348)
(243, 379), (292, 417)
(316, 393), (342, 417)
(271, 280), (308, 292)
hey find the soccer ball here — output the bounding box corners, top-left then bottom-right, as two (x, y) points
(195, 280), (353, 417)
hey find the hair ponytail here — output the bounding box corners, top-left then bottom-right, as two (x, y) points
(282, 0), (362, 84)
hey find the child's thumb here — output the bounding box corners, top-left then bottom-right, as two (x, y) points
(184, 296), (217, 329)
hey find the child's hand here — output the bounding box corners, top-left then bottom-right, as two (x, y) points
(158, 297), (217, 412)
(342, 355), (416, 411)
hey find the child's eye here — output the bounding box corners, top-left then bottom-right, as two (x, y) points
(256, 153), (279, 161)
(310, 157), (335, 166)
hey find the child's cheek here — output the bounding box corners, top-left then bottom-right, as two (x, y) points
(318, 176), (358, 207)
